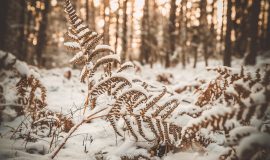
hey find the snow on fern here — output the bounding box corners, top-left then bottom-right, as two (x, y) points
(69, 51), (84, 63)
(94, 44), (114, 51)
(64, 41), (80, 49)
(237, 133), (270, 159)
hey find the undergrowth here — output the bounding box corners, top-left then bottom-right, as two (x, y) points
(0, 0), (269, 159)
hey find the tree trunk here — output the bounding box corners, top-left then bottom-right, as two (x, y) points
(128, 0), (135, 60)
(264, 0), (270, 50)
(199, 0), (208, 67)
(244, 0), (261, 65)
(121, 0), (128, 62)
(219, 0), (225, 55)
(223, 0), (232, 67)
(114, 1), (120, 54)
(18, 0), (27, 61)
(0, 0), (8, 51)
(89, 0), (95, 30)
(165, 0), (177, 68)
(85, 0), (89, 23)
(140, 0), (150, 64)
(233, 0), (248, 57)
(179, 0), (187, 68)
(36, 0), (50, 66)
(103, 0), (110, 45)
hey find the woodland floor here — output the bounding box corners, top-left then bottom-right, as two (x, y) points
(0, 56), (269, 160)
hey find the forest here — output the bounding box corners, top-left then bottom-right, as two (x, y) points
(0, 0), (270, 160)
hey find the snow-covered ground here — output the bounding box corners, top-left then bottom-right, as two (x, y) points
(0, 53), (269, 160)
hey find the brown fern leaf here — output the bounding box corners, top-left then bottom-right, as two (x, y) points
(117, 62), (135, 73)
(162, 121), (171, 145)
(161, 102), (179, 120)
(141, 87), (167, 116)
(107, 114), (123, 137)
(155, 119), (165, 143)
(88, 54), (121, 79)
(88, 44), (115, 62)
(152, 99), (178, 118)
(111, 82), (131, 96)
(134, 115), (154, 142)
(65, 0), (103, 63)
(122, 115), (138, 141)
(64, 29), (80, 51)
(65, 0), (93, 47)
(85, 34), (103, 53)
(169, 124), (181, 142)
(132, 96), (148, 109)
(90, 76), (132, 99)
(110, 88), (147, 120)
(80, 65), (90, 83)
(144, 116), (159, 138)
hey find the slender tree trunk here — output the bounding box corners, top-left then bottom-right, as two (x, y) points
(140, 0), (150, 64)
(85, 0), (89, 23)
(233, 0), (248, 57)
(199, 0), (208, 67)
(245, 0), (261, 65)
(265, 0), (270, 50)
(165, 0), (177, 68)
(103, 0), (110, 44)
(128, 0), (135, 60)
(193, 45), (198, 68)
(121, 0), (128, 62)
(36, 0), (50, 66)
(179, 0), (187, 68)
(26, 0), (34, 63)
(89, 0), (95, 30)
(114, 1), (120, 53)
(18, 0), (27, 61)
(223, 0), (232, 67)
(210, 0), (216, 32)
(220, 0), (225, 55)
(0, 0), (8, 51)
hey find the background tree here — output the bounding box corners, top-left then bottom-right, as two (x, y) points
(165, 0), (177, 68)
(245, 0), (261, 65)
(121, 0), (128, 62)
(223, 0), (232, 67)
(0, 0), (269, 68)
(140, 0), (150, 64)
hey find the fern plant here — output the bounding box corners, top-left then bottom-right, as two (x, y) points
(0, 51), (74, 151)
(50, 1), (185, 158)
(50, 1), (270, 159)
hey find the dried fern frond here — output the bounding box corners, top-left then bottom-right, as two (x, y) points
(16, 75), (47, 110)
(65, 0), (103, 63)
(237, 133), (270, 160)
(88, 54), (121, 78)
(88, 44), (115, 62)
(152, 99), (179, 118)
(89, 75), (132, 99)
(141, 87), (167, 116)
(226, 126), (258, 146)
(117, 61), (135, 73)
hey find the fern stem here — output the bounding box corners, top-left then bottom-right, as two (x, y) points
(49, 108), (107, 159)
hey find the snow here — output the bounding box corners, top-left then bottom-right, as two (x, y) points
(96, 54), (121, 64)
(1, 52), (269, 160)
(237, 133), (270, 159)
(227, 126), (258, 145)
(77, 28), (90, 38)
(94, 44), (114, 51)
(69, 51), (84, 63)
(64, 41), (80, 48)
